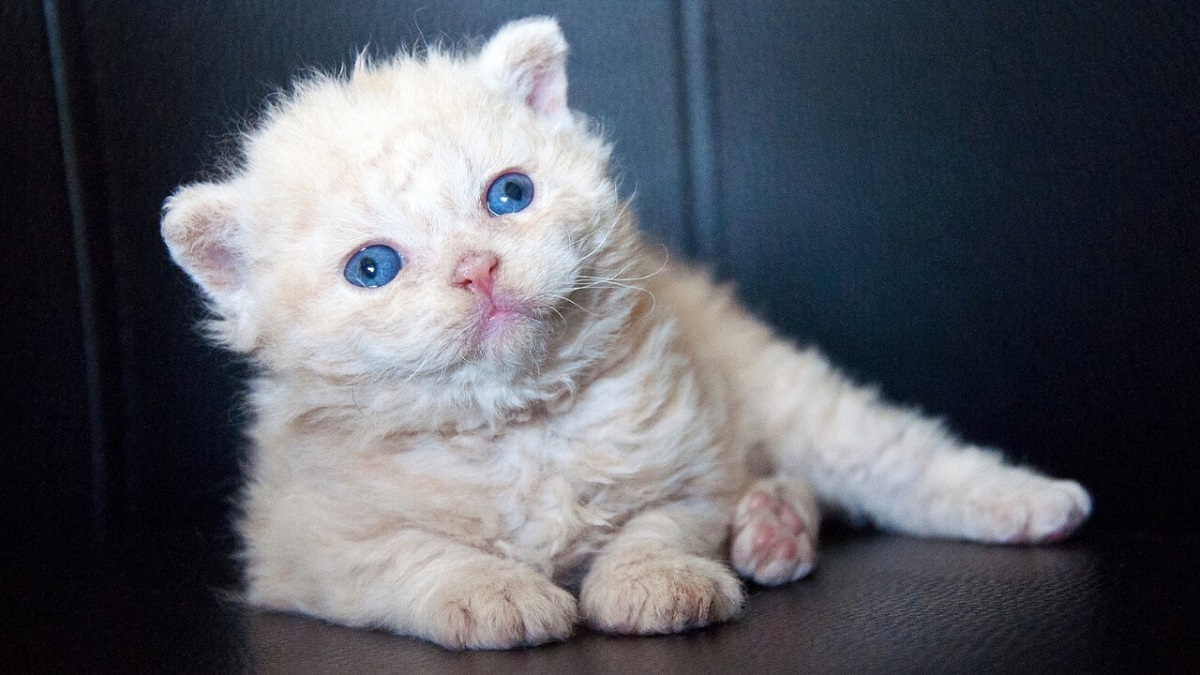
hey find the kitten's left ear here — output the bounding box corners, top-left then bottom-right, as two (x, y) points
(477, 17), (570, 122)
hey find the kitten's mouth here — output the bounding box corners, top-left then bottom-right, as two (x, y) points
(472, 293), (540, 343)
(482, 300), (533, 334)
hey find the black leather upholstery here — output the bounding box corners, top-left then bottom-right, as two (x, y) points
(9, 527), (1199, 673)
(5, 0), (1198, 671)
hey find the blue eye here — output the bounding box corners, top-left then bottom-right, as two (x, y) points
(344, 245), (403, 288)
(486, 172), (534, 216)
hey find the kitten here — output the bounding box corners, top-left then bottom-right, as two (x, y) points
(161, 17), (1091, 650)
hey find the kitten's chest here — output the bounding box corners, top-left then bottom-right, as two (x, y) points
(425, 426), (679, 574)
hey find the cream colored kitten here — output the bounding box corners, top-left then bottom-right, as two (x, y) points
(161, 18), (1091, 650)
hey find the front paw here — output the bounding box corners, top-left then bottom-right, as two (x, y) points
(425, 566), (577, 650)
(580, 550), (745, 635)
(963, 477), (1092, 544)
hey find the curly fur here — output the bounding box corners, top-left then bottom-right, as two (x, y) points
(161, 17), (1092, 650)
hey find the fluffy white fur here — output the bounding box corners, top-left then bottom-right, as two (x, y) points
(161, 17), (1092, 650)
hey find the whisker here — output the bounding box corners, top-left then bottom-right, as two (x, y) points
(546, 292), (599, 317)
(401, 344), (441, 385)
(575, 246), (669, 289)
(578, 197), (634, 264)
(566, 278), (658, 314)
(578, 222), (615, 265)
(548, 305), (567, 326)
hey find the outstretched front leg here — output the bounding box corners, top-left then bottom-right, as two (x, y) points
(580, 500), (745, 635)
(245, 526), (577, 650)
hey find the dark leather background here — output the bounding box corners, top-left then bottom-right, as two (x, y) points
(4, 0), (1199, 672)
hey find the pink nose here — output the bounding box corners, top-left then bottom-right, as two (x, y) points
(452, 252), (500, 299)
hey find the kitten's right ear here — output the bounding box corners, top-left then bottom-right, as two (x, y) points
(161, 180), (246, 299)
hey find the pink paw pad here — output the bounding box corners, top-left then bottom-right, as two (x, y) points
(731, 489), (816, 586)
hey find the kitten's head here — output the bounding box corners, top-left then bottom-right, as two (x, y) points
(163, 18), (643, 400)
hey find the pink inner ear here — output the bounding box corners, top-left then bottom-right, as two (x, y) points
(192, 238), (243, 293)
(525, 65), (566, 116)
(479, 18), (571, 119)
